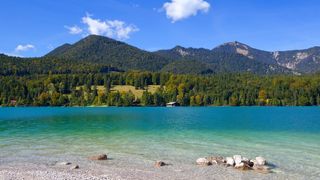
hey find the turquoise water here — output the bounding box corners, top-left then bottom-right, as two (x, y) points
(0, 107), (320, 177)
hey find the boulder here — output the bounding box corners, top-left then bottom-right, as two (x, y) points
(233, 155), (242, 165)
(247, 160), (254, 167)
(255, 157), (266, 166)
(226, 157), (235, 166)
(70, 165), (79, 170)
(206, 156), (225, 165)
(196, 158), (211, 166)
(89, 154), (108, 160)
(253, 165), (271, 174)
(155, 161), (167, 167)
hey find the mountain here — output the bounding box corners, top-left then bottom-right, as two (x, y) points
(156, 45), (293, 74)
(46, 43), (72, 56)
(156, 42), (320, 74)
(213, 42), (320, 73)
(46, 35), (171, 72)
(272, 47), (320, 73)
(3, 35), (320, 76)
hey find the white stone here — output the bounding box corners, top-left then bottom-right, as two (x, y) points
(233, 155), (242, 165)
(256, 157), (266, 166)
(196, 158), (210, 166)
(226, 157), (235, 166)
(58, 162), (71, 166)
(234, 162), (244, 168)
(70, 165), (79, 170)
(242, 157), (249, 162)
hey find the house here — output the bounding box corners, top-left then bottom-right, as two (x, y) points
(166, 102), (179, 107)
(10, 100), (17, 106)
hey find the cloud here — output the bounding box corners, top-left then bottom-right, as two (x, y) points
(106, 20), (139, 40)
(65, 25), (83, 35)
(82, 14), (139, 40)
(163, 0), (210, 22)
(82, 15), (109, 36)
(66, 14), (139, 40)
(15, 44), (35, 52)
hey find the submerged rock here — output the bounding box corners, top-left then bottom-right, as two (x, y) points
(256, 157), (266, 166)
(155, 161), (167, 167)
(226, 157), (235, 166)
(89, 154), (108, 160)
(196, 158), (211, 166)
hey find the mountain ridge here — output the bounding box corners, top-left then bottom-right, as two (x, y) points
(156, 41), (320, 74)
(10, 34), (320, 75)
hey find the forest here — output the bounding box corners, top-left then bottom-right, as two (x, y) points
(1, 71), (320, 107)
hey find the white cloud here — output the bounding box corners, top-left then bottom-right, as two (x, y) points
(73, 14), (139, 40)
(107, 20), (139, 40)
(163, 0), (210, 22)
(15, 44), (35, 52)
(65, 25), (83, 35)
(82, 15), (109, 36)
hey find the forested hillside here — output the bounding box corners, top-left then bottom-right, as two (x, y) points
(46, 35), (171, 72)
(1, 72), (320, 107)
(1, 35), (320, 107)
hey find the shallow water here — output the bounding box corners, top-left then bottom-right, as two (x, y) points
(0, 107), (320, 178)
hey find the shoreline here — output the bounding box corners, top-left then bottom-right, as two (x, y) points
(0, 154), (315, 180)
(0, 155), (299, 180)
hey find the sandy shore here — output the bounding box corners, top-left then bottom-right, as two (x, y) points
(0, 155), (314, 180)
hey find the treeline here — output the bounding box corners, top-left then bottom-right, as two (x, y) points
(0, 54), (123, 76)
(1, 72), (320, 107)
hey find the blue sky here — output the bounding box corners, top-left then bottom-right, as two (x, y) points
(1, 0), (320, 57)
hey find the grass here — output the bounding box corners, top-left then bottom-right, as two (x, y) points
(111, 85), (160, 98)
(76, 85), (161, 98)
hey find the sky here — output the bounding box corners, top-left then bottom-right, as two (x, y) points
(1, 0), (320, 57)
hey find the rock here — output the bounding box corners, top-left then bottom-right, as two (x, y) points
(89, 154), (108, 160)
(242, 157), (249, 162)
(233, 155), (242, 165)
(154, 161), (167, 167)
(247, 161), (254, 167)
(58, 162), (71, 166)
(70, 165), (79, 170)
(206, 156), (225, 165)
(253, 165), (271, 174)
(250, 159), (257, 165)
(196, 158), (211, 166)
(234, 162), (251, 171)
(226, 157), (235, 166)
(256, 157), (266, 166)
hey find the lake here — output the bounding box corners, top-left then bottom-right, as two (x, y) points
(0, 107), (320, 179)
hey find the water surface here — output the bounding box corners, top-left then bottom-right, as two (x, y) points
(0, 107), (320, 177)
